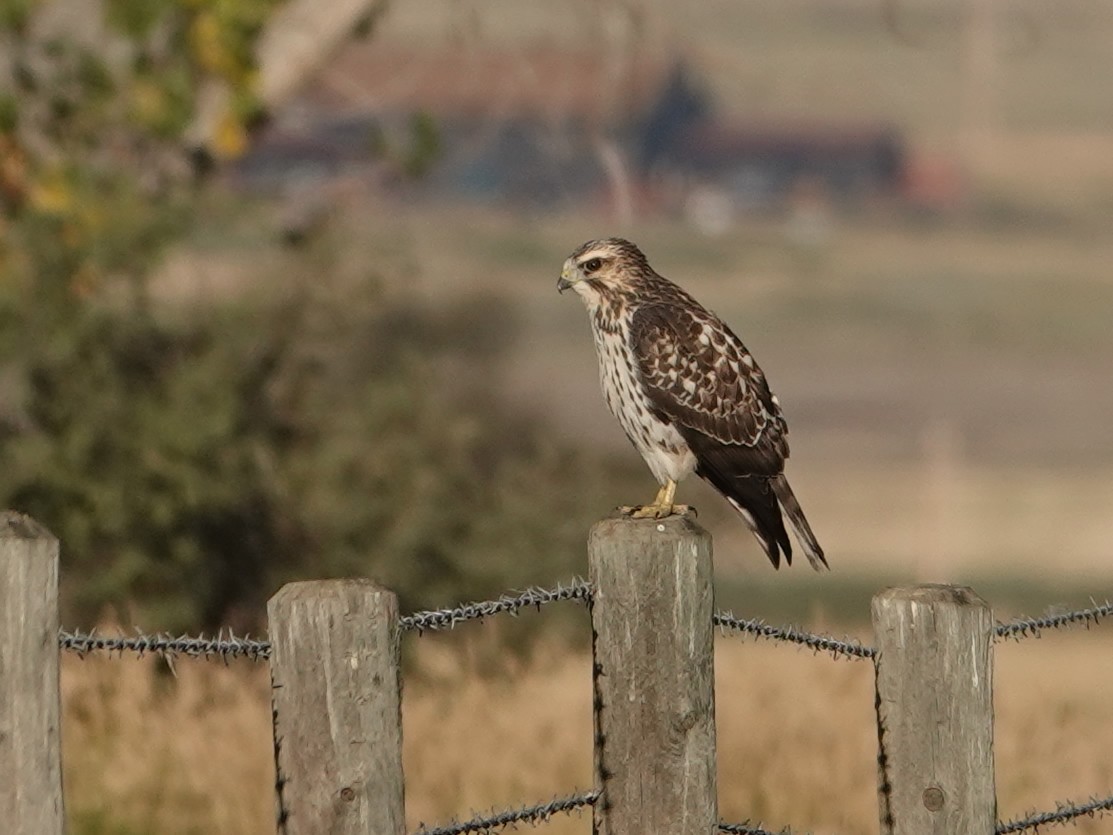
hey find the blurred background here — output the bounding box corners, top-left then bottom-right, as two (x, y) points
(3, 1), (1112, 832)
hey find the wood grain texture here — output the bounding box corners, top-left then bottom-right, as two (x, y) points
(269, 580), (404, 835)
(872, 584), (996, 835)
(0, 511), (64, 834)
(589, 512), (717, 835)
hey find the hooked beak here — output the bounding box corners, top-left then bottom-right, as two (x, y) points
(557, 264), (576, 294)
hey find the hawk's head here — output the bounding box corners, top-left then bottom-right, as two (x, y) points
(558, 238), (651, 304)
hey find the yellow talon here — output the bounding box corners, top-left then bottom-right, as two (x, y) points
(619, 480), (692, 519)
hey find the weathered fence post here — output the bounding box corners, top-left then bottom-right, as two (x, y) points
(872, 584), (995, 835)
(0, 511), (64, 834)
(268, 580), (405, 835)
(589, 512), (717, 834)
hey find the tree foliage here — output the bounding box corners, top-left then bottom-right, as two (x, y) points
(0, 1), (286, 628)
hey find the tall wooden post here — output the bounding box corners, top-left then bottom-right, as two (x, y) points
(872, 584), (995, 835)
(268, 580), (405, 835)
(0, 511), (64, 834)
(589, 512), (717, 834)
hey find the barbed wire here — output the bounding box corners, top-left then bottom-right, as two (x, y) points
(59, 628), (272, 661)
(405, 787), (1113, 835)
(55, 580), (593, 661)
(56, 584), (1110, 662)
(713, 596), (1113, 659)
(996, 792), (1113, 833)
(713, 610), (876, 660)
(995, 599), (1112, 642)
(718, 821), (799, 834)
(400, 579), (592, 633)
(412, 789), (597, 835)
(408, 790), (804, 835)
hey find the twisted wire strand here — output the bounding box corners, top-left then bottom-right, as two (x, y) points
(713, 610), (877, 660)
(995, 600), (1112, 642)
(58, 628), (272, 661)
(400, 579), (593, 633)
(996, 792), (1113, 833)
(412, 789), (597, 835)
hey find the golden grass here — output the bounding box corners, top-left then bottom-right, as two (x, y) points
(62, 629), (1113, 834)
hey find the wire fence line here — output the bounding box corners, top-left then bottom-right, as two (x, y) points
(400, 579), (593, 633)
(404, 787), (1113, 835)
(55, 580), (595, 662)
(995, 599), (1112, 641)
(717, 821), (797, 834)
(996, 793), (1113, 833)
(407, 777), (1113, 834)
(56, 580), (1110, 664)
(58, 628), (272, 662)
(712, 610), (876, 660)
(406, 786), (795, 835)
(413, 790), (597, 835)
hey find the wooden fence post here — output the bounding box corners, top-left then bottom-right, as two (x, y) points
(589, 512), (717, 834)
(268, 580), (405, 835)
(872, 584), (995, 835)
(0, 511), (64, 834)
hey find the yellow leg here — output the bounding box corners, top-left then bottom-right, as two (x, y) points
(619, 479), (692, 519)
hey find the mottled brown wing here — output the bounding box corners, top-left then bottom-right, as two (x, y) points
(630, 302), (788, 476)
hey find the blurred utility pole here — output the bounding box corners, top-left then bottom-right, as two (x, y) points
(189, 0), (390, 156)
(960, 0), (998, 174)
(591, 0), (652, 228)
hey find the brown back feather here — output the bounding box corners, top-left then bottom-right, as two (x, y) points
(629, 300), (787, 476)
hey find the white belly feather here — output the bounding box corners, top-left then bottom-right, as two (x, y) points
(593, 326), (697, 485)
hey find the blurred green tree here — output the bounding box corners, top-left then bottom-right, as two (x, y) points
(0, 0), (294, 628)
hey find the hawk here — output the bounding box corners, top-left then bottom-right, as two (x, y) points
(558, 237), (826, 570)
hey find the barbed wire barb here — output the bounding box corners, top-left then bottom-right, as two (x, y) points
(400, 578), (593, 634)
(412, 789), (598, 835)
(995, 599), (1112, 642)
(996, 792), (1113, 833)
(713, 610), (876, 660)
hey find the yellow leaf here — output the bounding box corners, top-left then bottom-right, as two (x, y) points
(190, 11), (236, 76)
(213, 109), (248, 159)
(132, 78), (168, 127)
(28, 170), (73, 214)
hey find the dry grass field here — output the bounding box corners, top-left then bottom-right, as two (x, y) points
(62, 629), (1113, 835)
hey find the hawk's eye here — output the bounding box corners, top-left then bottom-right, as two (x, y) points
(583, 258), (603, 273)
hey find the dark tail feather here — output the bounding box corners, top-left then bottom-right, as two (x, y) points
(698, 467), (792, 568)
(772, 474), (827, 571)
